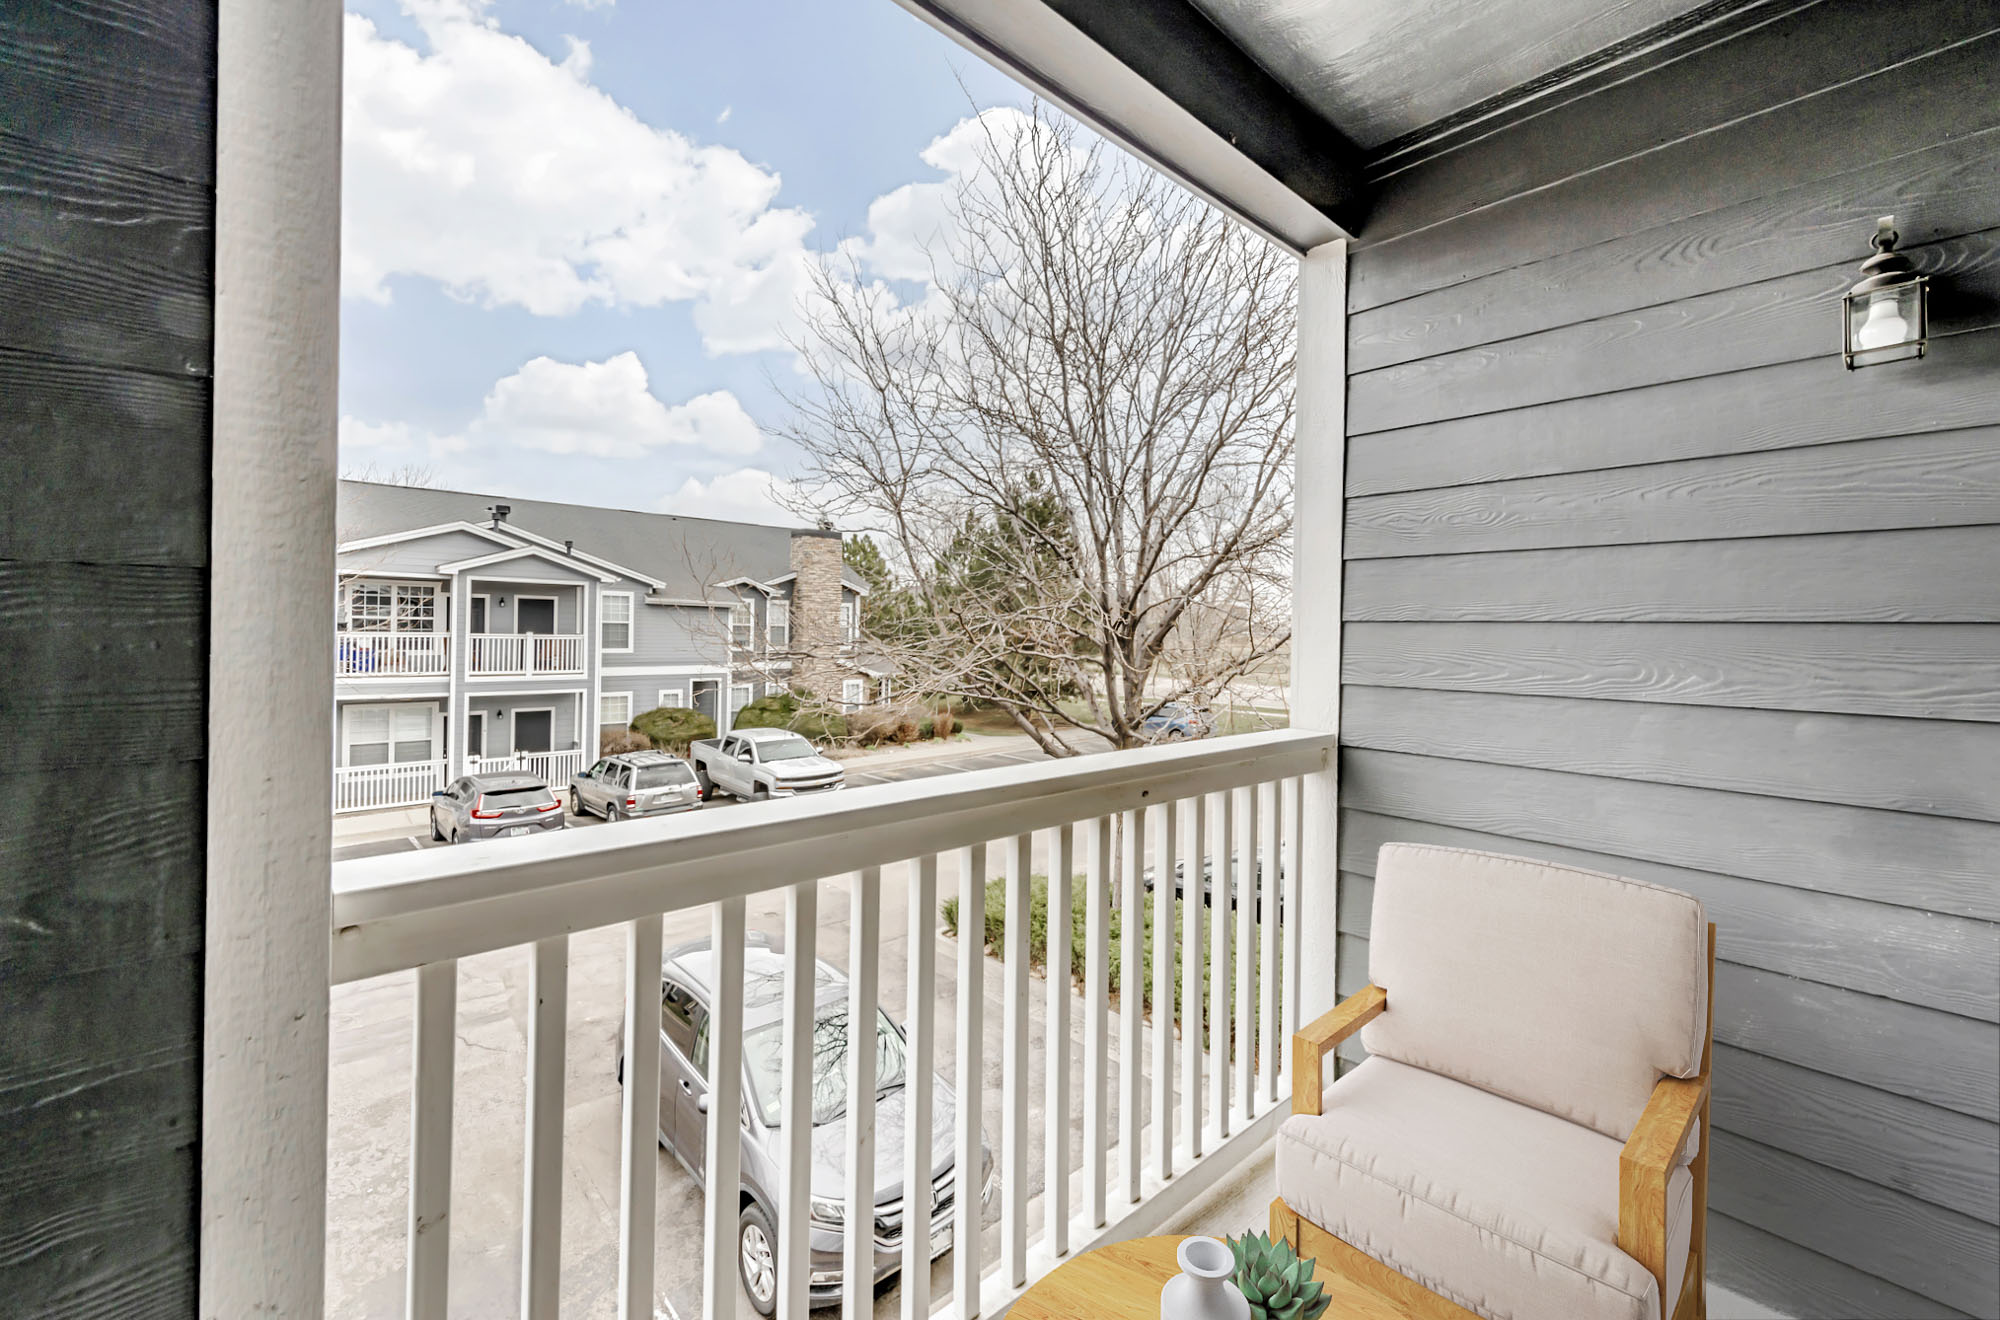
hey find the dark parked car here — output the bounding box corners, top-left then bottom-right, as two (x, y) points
(570, 750), (703, 820)
(429, 773), (566, 843)
(1140, 702), (1212, 742)
(619, 935), (991, 1314)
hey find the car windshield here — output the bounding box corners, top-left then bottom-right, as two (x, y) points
(743, 1006), (907, 1126)
(634, 764), (693, 789)
(755, 735), (818, 762)
(479, 786), (553, 807)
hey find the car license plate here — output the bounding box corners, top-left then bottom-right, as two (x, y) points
(929, 1226), (951, 1259)
(501, 826), (529, 838)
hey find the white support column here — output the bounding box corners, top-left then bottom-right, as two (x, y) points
(448, 572), (469, 776)
(202, 1), (341, 1315)
(1292, 239), (1347, 1028)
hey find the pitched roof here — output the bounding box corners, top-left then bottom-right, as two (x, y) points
(337, 480), (864, 598)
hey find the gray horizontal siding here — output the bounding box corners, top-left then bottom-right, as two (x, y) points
(1336, 5), (2000, 1311)
(0, 2), (215, 1306)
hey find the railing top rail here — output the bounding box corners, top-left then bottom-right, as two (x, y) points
(329, 728), (1331, 984)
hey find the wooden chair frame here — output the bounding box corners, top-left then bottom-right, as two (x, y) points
(1271, 925), (1716, 1320)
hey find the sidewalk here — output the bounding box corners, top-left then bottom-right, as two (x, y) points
(829, 729), (1043, 770)
(331, 803), (429, 850)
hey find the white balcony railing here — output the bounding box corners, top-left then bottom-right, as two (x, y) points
(467, 633), (585, 677)
(469, 748), (586, 786)
(335, 632), (448, 678)
(333, 759), (447, 813)
(330, 729), (1330, 1320)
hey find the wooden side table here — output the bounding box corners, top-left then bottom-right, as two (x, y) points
(1009, 1231), (1478, 1320)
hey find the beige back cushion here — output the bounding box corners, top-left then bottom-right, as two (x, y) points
(1360, 843), (1708, 1141)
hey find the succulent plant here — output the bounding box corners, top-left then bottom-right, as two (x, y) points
(1226, 1230), (1330, 1320)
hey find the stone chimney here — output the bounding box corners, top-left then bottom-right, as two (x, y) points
(787, 529), (844, 698)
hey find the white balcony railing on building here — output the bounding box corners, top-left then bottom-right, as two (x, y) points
(330, 729), (1330, 1320)
(467, 633), (585, 677)
(336, 632), (448, 678)
(334, 759), (447, 813)
(470, 748), (586, 786)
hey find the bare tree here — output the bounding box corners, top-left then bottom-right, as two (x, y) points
(340, 461), (442, 488)
(780, 104), (1295, 755)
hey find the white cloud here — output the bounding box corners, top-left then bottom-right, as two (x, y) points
(566, 0), (614, 8)
(342, 1), (811, 351)
(340, 352), (762, 475)
(716, 105), (732, 124)
(839, 107), (1035, 283)
(656, 468), (804, 527)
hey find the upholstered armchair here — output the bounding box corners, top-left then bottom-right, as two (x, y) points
(1270, 844), (1714, 1320)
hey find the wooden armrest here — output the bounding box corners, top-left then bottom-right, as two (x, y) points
(1617, 1072), (1708, 1318)
(1290, 984), (1387, 1116)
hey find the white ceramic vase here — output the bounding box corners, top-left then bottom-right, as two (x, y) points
(1161, 1236), (1251, 1320)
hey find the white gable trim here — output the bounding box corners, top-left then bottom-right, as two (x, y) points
(495, 524), (666, 590)
(437, 545), (619, 582)
(337, 520), (523, 555)
(716, 576), (774, 594)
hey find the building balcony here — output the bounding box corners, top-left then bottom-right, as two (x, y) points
(329, 729), (1328, 1318)
(467, 632), (586, 677)
(335, 631), (448, 678)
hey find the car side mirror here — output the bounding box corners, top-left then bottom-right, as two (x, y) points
(694, 1093), (709, 1114)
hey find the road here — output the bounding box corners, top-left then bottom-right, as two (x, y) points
(331, 739), (1054, 864)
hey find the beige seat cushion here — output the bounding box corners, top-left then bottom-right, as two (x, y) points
(1277, 1056), (1691, 1320)
(1362, 843), (1708, 1141)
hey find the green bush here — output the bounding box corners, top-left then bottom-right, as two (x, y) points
(631, 706), (715, 752)
(917, 717), (936, 739)
(789, 708), (849, 741)
(940, 872), (1280, 1043)
(732, 691), (798, 730)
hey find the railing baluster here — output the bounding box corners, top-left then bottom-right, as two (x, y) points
(1117, 809), (1143, 1204)
(618, 917), (662, 1320)
(408, 959), (457, 1320)
(1283, 778), (1305, 1056)
(1045, 825), (1074, 1257)
(1181, 798), (1205, 1161)
(1236, 786), (1257, 1120)
(1150, 801), (1177, 1181)
(1211, 791), (1232, 1141)
(1081, 818), (1111, 1230)
(780, 881), (819, 1320)
(903, 858), (938, 1320)
(954, 844), (986, 1318)
(844, 869), (882, 1319)
(1258, 780), (1281, 1105)
(706, 897), (748, 1320)
(1000, 835), (1030, 1286)
(522, 937), (567, 1320)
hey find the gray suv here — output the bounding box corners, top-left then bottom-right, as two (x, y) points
(620, 935), (992, 1314)
(571, 750), (703, 821)
(429, 773), (566, 843)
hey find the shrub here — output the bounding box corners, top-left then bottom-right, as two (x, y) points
(895, 717), (921, 744)
(934, 705), (956, 739)
(940, 872), (1279, 1043)
(918, 717), (935, 739)
(788, 708), (848, 742)
(732, 691), (798, 730)
(599, 726), (652, 755)
(847, 705), (904, 745)
(631, 706), (715, 753)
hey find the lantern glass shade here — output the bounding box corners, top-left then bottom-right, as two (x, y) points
(1842, 276), (1927, 369)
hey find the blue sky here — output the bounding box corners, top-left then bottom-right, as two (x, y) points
(338, 0), (1030, 522)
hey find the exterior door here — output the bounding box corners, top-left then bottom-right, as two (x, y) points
(469, 596), (488, 633)
(513, 710), (553, 754)
(692, 680), (719, 722)
(466, 712), (484, 760)
(517, 597), (556, 635)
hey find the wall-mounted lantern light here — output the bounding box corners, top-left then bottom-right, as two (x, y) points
(1843, 215), (1927, 369)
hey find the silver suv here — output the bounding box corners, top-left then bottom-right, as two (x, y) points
(429, 773), (567, 843)
(570, 751), (704, 821)
(620, 934), (992, 1314)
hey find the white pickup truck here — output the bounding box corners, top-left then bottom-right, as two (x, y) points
(689, 727), (846, 800)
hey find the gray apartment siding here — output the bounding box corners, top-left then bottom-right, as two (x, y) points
(0, 2), (215, 1309)
(465, 578), (585, 635)
(336, 527), (496, 578)
(623, 595), (724, 668)
(466, 695), (584, 758)
(1334, 4), (2000, 1315)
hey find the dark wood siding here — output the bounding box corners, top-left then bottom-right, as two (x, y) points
(1336, 1), (2000, 1314)
(0, 2), (214, 1311)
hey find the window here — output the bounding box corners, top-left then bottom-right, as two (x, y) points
(767, 600), (790, 650)
(730, 683), (753, 726)
(661, 980), (705, 1063)
(340, 581), (435, 633)
(878, 676), (892, 703)
(657, 687), (685, 710)
(343, 703), (435, 766)
(600, 692), (631, 728)
(839, 599), (857, 644)
(730, 598), (754, 650)
(601, 591), (632, 652)
(842, 678), (865, 710)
